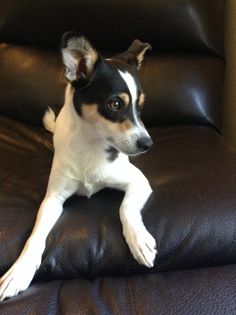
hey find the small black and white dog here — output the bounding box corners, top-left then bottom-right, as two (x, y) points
(0, 32), (157, 300)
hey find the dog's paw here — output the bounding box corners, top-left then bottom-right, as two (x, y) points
(123, 225), (157, 268)
(0, 257), (41, 301)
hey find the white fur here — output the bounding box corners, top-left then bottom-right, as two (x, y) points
(118, 70), (150, 137)
(0, 83), (156, 301)
(118, 70), (138, 104)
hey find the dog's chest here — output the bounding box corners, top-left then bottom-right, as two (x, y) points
(67, 157), (108, 198)
(77, 177), (104, 198)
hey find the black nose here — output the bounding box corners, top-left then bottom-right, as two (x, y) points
(136, 137), (153, 152)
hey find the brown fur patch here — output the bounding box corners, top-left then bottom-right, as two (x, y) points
(117, 119), (133, 131)
(81, 104), (99, 124)
(118, 93), (130, 108)
(81, 104), (133, 132)
(138, 93), (146, 108)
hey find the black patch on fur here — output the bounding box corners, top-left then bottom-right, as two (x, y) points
(106, 146), (119, 162)
(72, 58), (142, 124)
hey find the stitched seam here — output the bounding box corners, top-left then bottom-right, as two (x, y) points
(128, 277), (138, 315)
(56, 280), (64, 315)
(126, 277), (136, 315)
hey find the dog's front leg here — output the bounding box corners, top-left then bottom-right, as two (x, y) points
(120, 177), (157, 268)
(0, 161), (78, 301)
(108, 163), (157, 267)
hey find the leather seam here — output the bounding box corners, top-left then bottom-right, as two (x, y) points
(126, 277), (136, 315)
(56, 280), (63, 315)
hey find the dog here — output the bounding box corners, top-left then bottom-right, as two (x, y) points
(0, 32), (157, 300)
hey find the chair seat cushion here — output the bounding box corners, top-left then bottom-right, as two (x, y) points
(0, 264), (236, 315)
(0, 115), (236, 280)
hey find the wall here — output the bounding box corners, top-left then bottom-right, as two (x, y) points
(223, 0), (236, 148)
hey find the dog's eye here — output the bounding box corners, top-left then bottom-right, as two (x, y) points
(107, 98), (123, 112)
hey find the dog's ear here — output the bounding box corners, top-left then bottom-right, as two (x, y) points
(61, 32), (98, 82)
(116, 39), (151, 70)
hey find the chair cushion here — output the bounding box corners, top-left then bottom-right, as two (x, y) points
(0, 45), (224, 129)
(0, 116), (236, 280)
(0, 264), (236, 315)
(0, 0), (224, 55)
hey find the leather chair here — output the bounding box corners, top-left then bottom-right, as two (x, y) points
(1, 1), (236, 314)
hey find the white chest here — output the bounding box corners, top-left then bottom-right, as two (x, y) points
(77, 179), (104, 198)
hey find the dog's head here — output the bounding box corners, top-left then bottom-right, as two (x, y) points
(61, 31), (153, 156)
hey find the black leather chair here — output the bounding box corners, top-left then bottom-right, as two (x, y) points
(1, 1), (236, 314)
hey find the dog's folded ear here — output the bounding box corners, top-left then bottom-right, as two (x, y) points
(61, 31), (98, 82)
(116, 39), (151, 70)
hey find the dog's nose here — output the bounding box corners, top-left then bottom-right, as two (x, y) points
(136, 137), (153, 152)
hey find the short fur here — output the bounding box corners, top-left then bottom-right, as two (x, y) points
(0, 32), (156, 301)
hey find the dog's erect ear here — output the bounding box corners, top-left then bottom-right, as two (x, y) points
(61, 32), (98, 82)
(116, 39), (151, 70)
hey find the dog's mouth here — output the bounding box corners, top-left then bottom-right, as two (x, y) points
(106, 140), (150, 157)
(105, 132), (153, 157)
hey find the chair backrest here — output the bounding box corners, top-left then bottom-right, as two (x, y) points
(0, 0), (224, 130)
